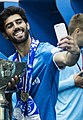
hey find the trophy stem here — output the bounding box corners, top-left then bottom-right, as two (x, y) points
(0, 89), (10, 120)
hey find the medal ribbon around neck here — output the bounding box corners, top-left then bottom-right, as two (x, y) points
(13, 38), (39, 92)
(13, 38), (41, 120)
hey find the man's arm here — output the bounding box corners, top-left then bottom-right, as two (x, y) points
(58, 75), (75, 92)
(53, 36), (80, 68)
(58, 70), (83, 92)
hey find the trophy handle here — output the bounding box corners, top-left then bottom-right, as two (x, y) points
(0, 89), (10, 120)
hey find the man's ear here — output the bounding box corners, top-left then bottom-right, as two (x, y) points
(2, 33), (9, 39)
(27, 23), (30, 30)
(75, 28), (80, 34)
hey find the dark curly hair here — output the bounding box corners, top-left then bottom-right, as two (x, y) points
(0, 6), (28, 33)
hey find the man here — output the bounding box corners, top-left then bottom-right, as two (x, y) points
(55, 13), (83, 120)
(0, 6), (80, 120)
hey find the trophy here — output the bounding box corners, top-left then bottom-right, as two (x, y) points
(0, 59), (26, 120)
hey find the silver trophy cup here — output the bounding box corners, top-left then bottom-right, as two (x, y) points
(0, 59), (26, 120)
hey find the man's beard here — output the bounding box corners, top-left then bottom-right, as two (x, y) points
(7, 29), (29, 44)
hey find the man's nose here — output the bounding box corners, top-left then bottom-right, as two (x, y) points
(13, 22), (18, 29)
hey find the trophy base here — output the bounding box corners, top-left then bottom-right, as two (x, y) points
(0, 92), (10, 120)
(0, 103), (10, 120)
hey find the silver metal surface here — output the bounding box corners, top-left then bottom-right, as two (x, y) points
(0, 59), (26, 120)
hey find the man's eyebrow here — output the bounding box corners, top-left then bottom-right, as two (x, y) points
(15, 18), (23, 22)
(5, 18), (23, 28)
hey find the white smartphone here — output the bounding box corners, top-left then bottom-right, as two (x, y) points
(54, 23), (68, 42)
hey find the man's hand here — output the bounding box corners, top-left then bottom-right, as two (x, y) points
(54, 35), (80, 67)
(57, 36), (80, 55)
(7, 75), (20, 90)
(74, 70), (83, 88)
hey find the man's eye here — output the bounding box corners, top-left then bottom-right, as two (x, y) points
(6, 24), (13, 29)
(16, 19), (22, 24)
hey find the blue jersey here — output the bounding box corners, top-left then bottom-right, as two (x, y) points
(9, 42), (59, 120)
(56, 52), (83, 120)
(0, 52), (7, 60)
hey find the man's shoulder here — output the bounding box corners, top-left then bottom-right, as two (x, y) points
(39, 42), (54, 48)
(37, 42), (58, 54)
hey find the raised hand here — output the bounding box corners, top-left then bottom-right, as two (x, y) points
(57, 35), (80, 55)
